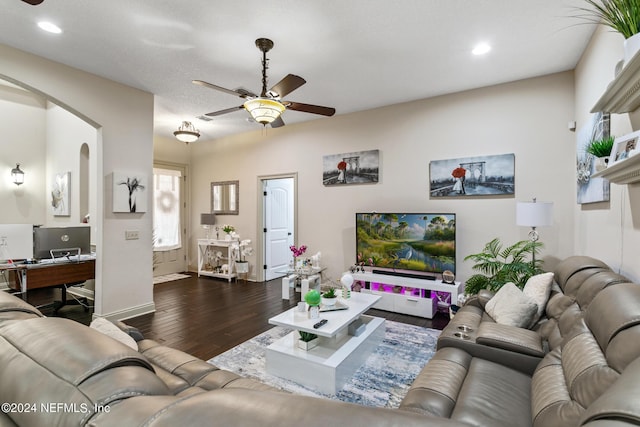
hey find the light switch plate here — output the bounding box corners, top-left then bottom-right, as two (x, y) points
(125, 230), (139, 240)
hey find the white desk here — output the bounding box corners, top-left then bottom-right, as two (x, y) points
(266, 292), (384, 394)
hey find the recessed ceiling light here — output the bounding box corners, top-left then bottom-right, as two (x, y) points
(472, 43), (491, 56)
(37, 21), (62, 34)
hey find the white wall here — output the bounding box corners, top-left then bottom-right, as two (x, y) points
(1, 44), (155, 320)
(189, 72), (576, 282)
(0, 83), (46, 224)
(45, 103), (98, 232)
(154, 135), (191, 165)
(575, 26), (640, 281)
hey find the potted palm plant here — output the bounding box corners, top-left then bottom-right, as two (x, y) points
(464, 238), (544, 295)
(586, 135), (616, 171)
(577, 0), (640, 63)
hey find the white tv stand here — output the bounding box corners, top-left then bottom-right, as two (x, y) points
(349, 271), (464, 319)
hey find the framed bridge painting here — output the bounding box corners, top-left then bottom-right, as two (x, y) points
(322, 149), (379, 186)
(430, 153), (515, 198)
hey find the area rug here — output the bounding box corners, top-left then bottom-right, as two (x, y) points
(153, 273), (191, 285)
(208, 320), (440, 408)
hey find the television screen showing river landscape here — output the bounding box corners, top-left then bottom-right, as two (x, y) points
(355, 213), (456, 274)
(323, 149), (379, 186)
(429, 153), (515, 197)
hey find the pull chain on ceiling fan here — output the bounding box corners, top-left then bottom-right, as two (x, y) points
(243, 38), (286, 125)
(193, 38), (335, 128)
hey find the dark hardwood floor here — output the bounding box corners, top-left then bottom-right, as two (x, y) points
(27, 274), (450, 361)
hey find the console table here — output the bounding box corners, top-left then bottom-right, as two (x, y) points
(349, 271), (464, 319)
(197, 239), (237, 282)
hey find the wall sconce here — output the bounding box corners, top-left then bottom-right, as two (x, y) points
(11, 164), (24, 186)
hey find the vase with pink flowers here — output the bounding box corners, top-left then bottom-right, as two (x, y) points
(289, 244), (307, 271)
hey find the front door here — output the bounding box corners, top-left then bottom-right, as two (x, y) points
(152, 164), (187, 276)
(264, 177), (295, 281)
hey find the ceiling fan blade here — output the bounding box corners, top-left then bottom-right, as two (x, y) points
(270, 116), (285, 128)
(285, 102), (336, 117)
(22, 0), (44, 4)
(193, 80), (256, 98)
(205, 106), (244, 117)
(269, 74), (306, 98)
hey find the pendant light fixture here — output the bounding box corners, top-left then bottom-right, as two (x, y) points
(173, 121), (200, 143)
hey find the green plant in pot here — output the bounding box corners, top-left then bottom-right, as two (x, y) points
(586, 135), (615, 157)
(298, 330), (319, 351)
(577, 0), (640, 62)
(464, 238), (544, 295)
(586, 135), (616, 171)
(321, 288), (338, 306)
(299, 331), (318, 342)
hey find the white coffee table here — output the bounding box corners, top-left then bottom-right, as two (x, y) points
(266, 292), (384, 394)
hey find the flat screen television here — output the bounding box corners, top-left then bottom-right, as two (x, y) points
(33, 226), (91, 260)
(355, 213), (456, 278)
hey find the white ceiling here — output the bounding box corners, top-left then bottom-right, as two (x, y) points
(0, 0), (596, 141)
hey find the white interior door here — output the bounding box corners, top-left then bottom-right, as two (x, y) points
(264, 177), (295, 281)
(152, 164), (187, 276)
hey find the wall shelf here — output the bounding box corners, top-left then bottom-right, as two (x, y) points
(592, 154), (640, 184)
(591, 51), (640, 114)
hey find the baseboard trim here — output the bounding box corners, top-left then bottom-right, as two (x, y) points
(97, 302), (156, 322)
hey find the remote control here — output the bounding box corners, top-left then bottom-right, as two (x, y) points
(313, 319), (328, 329)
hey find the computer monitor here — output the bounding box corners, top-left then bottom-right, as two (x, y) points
(33, 226), (91, 260)
(0, 224), (34, 262)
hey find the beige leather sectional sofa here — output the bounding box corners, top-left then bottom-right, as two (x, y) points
(0, 256), (639, 426)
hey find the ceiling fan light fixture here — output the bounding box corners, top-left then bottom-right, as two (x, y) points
(243, 98), (286, 125)
(173, 121), (200, 143)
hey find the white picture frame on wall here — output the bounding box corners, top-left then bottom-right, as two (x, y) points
(113, 171), (147, 213)
(51, 171), (71, 216)
(610, 130), (640, 166)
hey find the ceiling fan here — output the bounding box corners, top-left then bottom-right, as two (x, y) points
(193, 38), (335, 128)
(21, 0), (45, 5)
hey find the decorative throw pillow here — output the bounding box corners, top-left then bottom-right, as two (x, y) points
(485, 282), (538, 328)
(90, 317), (138, 350)
(523, 272), (555, 326)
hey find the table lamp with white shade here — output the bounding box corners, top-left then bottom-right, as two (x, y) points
(201, 213), (216, 240)
(516, 198), (553, 264)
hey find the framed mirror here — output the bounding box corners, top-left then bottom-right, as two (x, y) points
(211, 180), (239, 215)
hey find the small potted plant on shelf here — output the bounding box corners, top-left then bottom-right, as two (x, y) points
(576, 0), (640, 63)
(586, 135), (615, 171)
(321, 288), (338, 306)
(221, 224), (235, 240)
(298, 331), (319, 351)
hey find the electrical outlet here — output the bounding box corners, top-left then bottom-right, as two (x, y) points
(125, 230), (139, 240)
